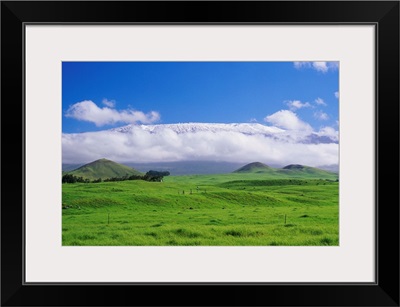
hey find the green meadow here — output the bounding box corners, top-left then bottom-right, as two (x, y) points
(62, 173), (339, 246)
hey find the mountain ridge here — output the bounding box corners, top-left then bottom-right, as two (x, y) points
(108, 122), (338, 145)
(234, 162), (338, 179)
(233, 162), (273, 173)
(74, 159), (338, 179)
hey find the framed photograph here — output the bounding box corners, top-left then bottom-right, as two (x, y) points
(2, 1), (399, 306)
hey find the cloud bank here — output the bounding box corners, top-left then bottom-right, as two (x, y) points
(63, 111), (338, 167)
(65, 100), (160, 126)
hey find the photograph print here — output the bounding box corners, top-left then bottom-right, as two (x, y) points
(62, 61), (339, 246)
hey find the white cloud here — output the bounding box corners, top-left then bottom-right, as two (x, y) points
(293, 62), (308, 70)
(316, 126), (339, 142)
(286, 100), (312, 110)
(294, 61), (339, 73)
(334, 91), (339, 99)
(102, 98), (116, 108)
(249, 118), (258, 123)
(315, 97), (327, 106)
(312, 62), (329, 73)
(65, 100), (160, 126)
(62, 124), (338, 167)
(264, 110), (313, 132)
(314, 110), (329, 121)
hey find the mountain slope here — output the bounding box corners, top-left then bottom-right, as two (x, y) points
(233, 162), (273, 173)
(279, 164), (337, 178)
(233, 162), (338, 179)
(111, 122), (283, 135)
(68, 158), (142, 180)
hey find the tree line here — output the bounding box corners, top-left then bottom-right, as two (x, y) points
(62, 171), (170, 184)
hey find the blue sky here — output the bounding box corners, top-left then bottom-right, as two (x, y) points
(62, 62), (339, 133)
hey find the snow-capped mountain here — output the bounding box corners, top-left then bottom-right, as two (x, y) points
(63, 122), (339, 166)
(112, 122), (282, 134)
(110, 122), (338, 144)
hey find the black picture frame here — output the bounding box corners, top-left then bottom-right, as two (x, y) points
(1, 1), (399, 306)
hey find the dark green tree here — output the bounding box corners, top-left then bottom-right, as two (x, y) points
(144, 170), (170, 182)
(62, 174), (77, 183)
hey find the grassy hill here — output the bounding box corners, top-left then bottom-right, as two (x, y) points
(233, 162), (273, 173)
(278, 164), (337, 178)
(68, 158), (142, 180)
(233, 162), (338, 180)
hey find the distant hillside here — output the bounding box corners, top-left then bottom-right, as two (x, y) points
(233, 162), (273, 173)
(68, 158), (143, 180)
(234, 162), (338, 179)
(283, 164), (306, 170)
(279, 164), (337, 178)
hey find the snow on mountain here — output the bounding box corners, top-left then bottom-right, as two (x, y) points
(110, 122), (338, 144)
(63, 122), (339, 166)
(112, 122), (282, 134)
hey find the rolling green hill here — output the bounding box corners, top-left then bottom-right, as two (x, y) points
(68, 158), (143, 180)
(233, 162), (273, 173)
(233, 162), (338, 179)
(278, 164), (337, 178)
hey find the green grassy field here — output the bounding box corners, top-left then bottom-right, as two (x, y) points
(62, 173), (338, 246)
